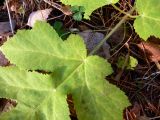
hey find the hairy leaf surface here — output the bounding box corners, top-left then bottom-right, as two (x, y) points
(1, 22), (86, 71)
(0, 21), (130, 120)
(0, 67), (70, 120)
(134, 0), (160, 40)
(60, 0), (118, 19)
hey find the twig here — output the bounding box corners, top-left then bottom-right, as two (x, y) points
(150, 116), (160, 120)
(114, 52), (130, 81)
(136, 71), (160, 80)
(112, 4), (138, 18)
(89, 6), (136, 55)
(5, 0), (14, 34)
(43, 0), (62, 11)
(154, 61), (160, 70)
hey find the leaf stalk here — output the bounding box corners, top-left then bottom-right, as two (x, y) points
(89, 6), (136, 55)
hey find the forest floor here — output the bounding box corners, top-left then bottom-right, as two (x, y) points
(0, 0), (160, 120)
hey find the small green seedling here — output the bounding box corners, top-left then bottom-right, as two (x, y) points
(71, 6), (85, 21)
(117, 56), (138, 70)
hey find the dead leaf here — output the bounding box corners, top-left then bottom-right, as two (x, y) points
(79, 30), (104, 51)
(129, 102), (150, 120)
(0, 51), (9, 66)
(137, 41), (160, 62)
(79, 30), (110, 59)
(130, 102), (141, 118)
(108, 25), (125, 45)
(27, 8), (52, 27)
(61, 5), (72, 15)
(0, 98), (17, 113)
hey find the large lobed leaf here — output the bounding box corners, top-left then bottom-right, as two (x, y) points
(134, 0), (160, 40)
(0, 67), (70, 120)
(0, 21), (130, 120)
(60, 0), (119, 19)
(0, 22), (86, 71)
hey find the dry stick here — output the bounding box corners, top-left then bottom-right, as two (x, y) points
(43, 0), (62, 11)
(43, 0), (72, 15)
(115, 53), (130, 81)
(5, 0), (14, 34)
(89, 6), (136, 55)
(111, 4), (137, 18)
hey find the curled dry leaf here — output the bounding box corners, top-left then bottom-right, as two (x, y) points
(137, 41), (160, 62)
(27, 8), (52, 27)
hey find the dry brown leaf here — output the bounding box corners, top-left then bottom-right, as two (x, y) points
(0, 98), (17, 113)
(61, 5), (72, 15)
(137, 41), (160, 62)
(79, 30), (111, 59)
(130, 102), (141, 118)
(0, 51), (9, 66)
(27, 8), (52, 27)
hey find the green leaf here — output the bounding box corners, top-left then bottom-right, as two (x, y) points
(53, 21), (63, 31)
(117, 56), (138, 70)
(0, 67), (70, 120)
(79, 6), (85, 13)
(117, 56), (126, 69)
(0, 21), (130, 120)
(71, 6), (81, 13)
(70, 56), (129, 120)
(73, 12), (83, 21)
(71, 6), (85, 13)
(1, 22), (87, 72)
(71, 6), (85, 21)
(53, 21), (69, 39)
(129, 56), (138, 70)
(60, 0), (119, 19)
(134, 0), (160, 40)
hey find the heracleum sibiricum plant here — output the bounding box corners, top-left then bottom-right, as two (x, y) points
(0, 0), (160, 119)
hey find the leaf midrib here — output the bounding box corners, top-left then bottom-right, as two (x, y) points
(142, 15), (160, 22)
